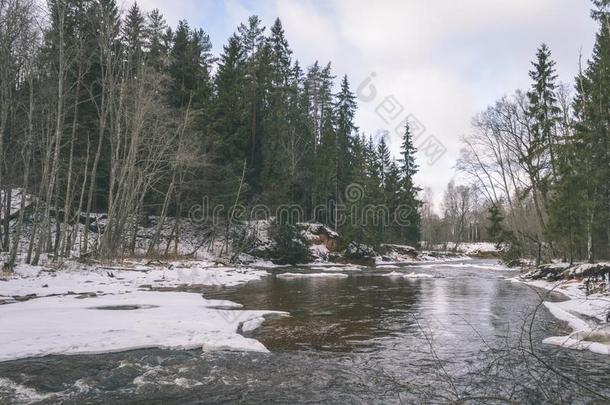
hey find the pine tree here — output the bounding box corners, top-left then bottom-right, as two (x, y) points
(563, 8), (610, 261)
(526, 43), (561, 179)
(190, 27), (214, 105)
(487, 204), (506, 247)
(122, 2), (146, 72)
(261, 18), (293, 201)
(237, 15), (266, 188)
(546, 146), (588, 264)
(313, 63), (338, 225)
(238, 15), (265, 59)
(167, 20), (213, 108)
(213, 34), (246, 163)
(376, 136), (391, 188)
(335, 75), (357, 191)
(206, 34), (248, 209)
(398, 122), (422, 244)
(267, 18), (291, 87)
(284, 60), (311, 204)
(400, 122), (418, 189)
(592, 0), (610, 20)
(146, 8), (168, 71)
(384, 160), (403, 242)
(168, 20), (192, 108)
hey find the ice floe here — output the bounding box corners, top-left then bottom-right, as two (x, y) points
(275, 272), (349, 279)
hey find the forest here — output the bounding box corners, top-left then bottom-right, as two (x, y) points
(2, 0), (610, 270)
(0, 0), (421, 270)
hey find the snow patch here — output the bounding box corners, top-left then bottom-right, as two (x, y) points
(1, 261), (269, 299)
(517, 277), (610, 356)
(383, 271), (435, 279)
(0, 291), (286, 362)
(276, 272), (349, 279)
(309, 266), (363, 273)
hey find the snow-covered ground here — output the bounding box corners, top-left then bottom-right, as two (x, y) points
(0, 260), (287, 362)
(0, 260), (268, 299)
(515, 277), (610, 355)
(430, 242), (500, 256)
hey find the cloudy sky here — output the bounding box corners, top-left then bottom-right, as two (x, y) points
(137, 0), (598, 207)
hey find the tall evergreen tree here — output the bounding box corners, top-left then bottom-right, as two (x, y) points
(146, 8), (168, 71)
(167, 20), (213, 108)
(400, 123), (418, 188)
(212, 34), (247, 167)
(376, 136), (391, 188)
(122, 2), (146, 72)
(237, 15), (266, 188)
(238, 15), (265, 59)
(398, 122), (422, 244)
(267, 18), (291, 87)
(526, 43), (561, 179)
(261, 18), (293, 202)
(569, 7), (610, 261)
(335, 75), (357, 190)
(314, 62), (338, 224)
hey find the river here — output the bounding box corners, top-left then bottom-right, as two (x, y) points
(1, 259), (609, 404)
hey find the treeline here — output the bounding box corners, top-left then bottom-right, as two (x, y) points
(418, 183), (492, 250)
(0, 0), (421, 269)
(457, 0), (610, 264)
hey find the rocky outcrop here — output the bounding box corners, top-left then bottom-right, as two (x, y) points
(339, 242), (377, 266)
(378, 244), (419, 262)
(242, 221), (451, 265)
(298, 223), (340, 253)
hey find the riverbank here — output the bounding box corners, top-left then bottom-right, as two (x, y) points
(517, 262), (610, 355)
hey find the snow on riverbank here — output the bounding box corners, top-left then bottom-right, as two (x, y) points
(447, 242), (499, 255)
(0, 261), (268, 300)
(0, 260), (283, 362)
(515, 277), (610, 355)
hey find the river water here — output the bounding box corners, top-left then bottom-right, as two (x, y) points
(1, 259), (610, 404)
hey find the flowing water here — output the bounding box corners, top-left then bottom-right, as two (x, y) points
(1, 259), (610, 404)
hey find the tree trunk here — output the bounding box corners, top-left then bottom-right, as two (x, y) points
(587, 207), (595, 263)
(33, 1), (67, 265)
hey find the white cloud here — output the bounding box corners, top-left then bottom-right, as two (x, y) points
(266, 0), (597, 204)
